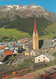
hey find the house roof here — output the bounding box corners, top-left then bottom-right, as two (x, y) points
(35, 53), (55, 61)
(4, 51), (13, 55)
(40, 39), (54, 49)
(44, 53), (55, 61)
(11, 43), (16, 45)
(7, 45), (14, 49)
(34, 18), (37, 34)
(0, 56), (6, 62)
(15, 42), (22, 46)
(1, 46), (6, 48)
(4, 47), (9, 49)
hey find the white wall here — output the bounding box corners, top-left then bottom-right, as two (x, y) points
(35, 55), (50, 63)
(0, 62), (3, 64)
(30, 50), (36, 56)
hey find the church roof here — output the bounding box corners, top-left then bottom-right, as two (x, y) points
(34, 18), (37, 34)
(29, 39), (54, 50)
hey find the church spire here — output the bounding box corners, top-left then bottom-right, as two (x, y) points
(34, 18), (37, 34)
(33, 17), (39, 50)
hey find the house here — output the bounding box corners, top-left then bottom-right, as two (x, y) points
(11, 43), (16, 45)
(4, 47), (10, 52)
(24, 49), (30, 56)
(0, 46), (6, 50)
(30, 50), (40, 56)
(8, 45), (14, 50)
(35, 53), (55, 63)
(25, 52), (29, 56)
(30, 50), (36, 56)
(18, 38), (30, 44)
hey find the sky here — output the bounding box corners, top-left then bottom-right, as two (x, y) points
(0, 0), (56, 13)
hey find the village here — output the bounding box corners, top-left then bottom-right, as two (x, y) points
(0, 18), (56, 79)
(0, 37), (56, 65)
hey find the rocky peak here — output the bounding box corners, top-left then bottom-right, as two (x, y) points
(0, 4), (56, 21)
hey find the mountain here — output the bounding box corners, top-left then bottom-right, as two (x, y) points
(0, 4), (56, 21)
(0, 4), (56, 41)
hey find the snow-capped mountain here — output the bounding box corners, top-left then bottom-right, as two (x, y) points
(0, 4), (56, 21)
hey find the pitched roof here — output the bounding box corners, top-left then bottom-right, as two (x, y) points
(40, 39), (54, 49)
(0, 46), (6, 49)
(35, 53), (55, 61)
(29, 39), (54, 50)
(0, 56), (6, 62)
(4, 51), (13, 55)
(44, 53), (55, 61)
(11, 43), (16, 45)
(34, 18), (37, 34)
(5, 47), (9, 49)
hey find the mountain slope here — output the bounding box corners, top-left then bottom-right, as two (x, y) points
(1, 17), (52, 36)
(45, 22), (56, 34)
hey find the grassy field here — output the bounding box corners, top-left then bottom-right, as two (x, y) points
(2, 60), (56, 79)
(0, 28), (31, 41)
(15, 59), (34, 69)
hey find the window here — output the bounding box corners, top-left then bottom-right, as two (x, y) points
(38, 59), (40, 61)
(43, 57), (45, 58)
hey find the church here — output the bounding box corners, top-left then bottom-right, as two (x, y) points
(29, 18), (55, 56)
(28, 18), (55, 63)
(33, 18), (39, 50)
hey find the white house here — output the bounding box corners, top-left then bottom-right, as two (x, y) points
(35, 53), (55, 63)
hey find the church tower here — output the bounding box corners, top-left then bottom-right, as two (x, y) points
(33, 18), (39, 50)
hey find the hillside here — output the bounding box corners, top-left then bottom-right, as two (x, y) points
(0, 17), (56, 40)
(44, 22), (56, 38)
(0, 28), (31, 41)
(45, 22), (56, 34)
(0, 17), (52, 36)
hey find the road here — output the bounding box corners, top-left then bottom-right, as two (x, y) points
(11, 65), (56, 79)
